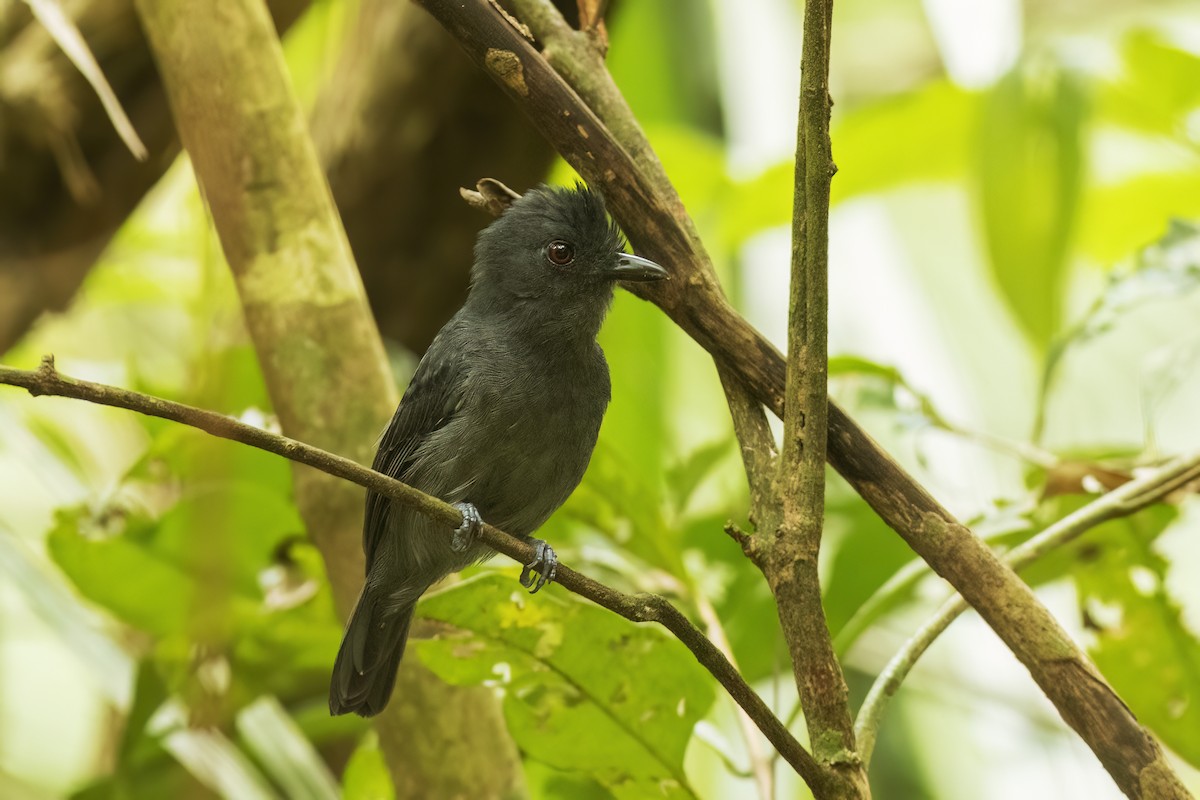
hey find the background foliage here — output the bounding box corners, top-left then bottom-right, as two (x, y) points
(2, 0), (1200, 798)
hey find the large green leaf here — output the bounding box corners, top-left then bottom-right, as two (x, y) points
(976, 64), (1087, 351)
(412, 575), (714, 798)
(47, 507), (233, 638)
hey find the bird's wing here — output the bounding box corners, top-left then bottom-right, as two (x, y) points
(362, 327), (468, 567)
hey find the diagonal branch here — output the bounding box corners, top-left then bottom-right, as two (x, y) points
(0, 356), (826, 793)
(854, 450), (1200, 766)
(411, 1), (1192, 796)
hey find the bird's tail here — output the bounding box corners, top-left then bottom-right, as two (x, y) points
(329, 589), (415, 717)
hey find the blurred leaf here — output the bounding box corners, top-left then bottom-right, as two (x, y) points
(1065, 506), (1200, 767)
(1078, 171), (1200, 264)
(412, 575), (713, 798)
(151, 485), (303, 597)
(976, 63), (1087, 351)
(0, 528), (131, 699)
(563, 441), (680, 575)
(116, 661), (172, 770)
(1042, 220), (1200, 415)
(523, 760), (614, 800)
(832, 80), (976, 203)
(236, 696), (339, 800)
(157, 702), (280, 800)
(718, 80), (976, 249)
(823, 475), (918, 645)
(1098, 30), (1200, 141)
(679, 513), (781, 684)
(341, 733), (395, 800)
(47, 507), (219, 637)
(665, 438), (735, 513)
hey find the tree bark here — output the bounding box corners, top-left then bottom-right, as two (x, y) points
(131, 1), (525, 796)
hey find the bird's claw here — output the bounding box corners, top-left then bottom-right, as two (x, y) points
(519, 538), (557, 594)
(451, 502), (482, 552)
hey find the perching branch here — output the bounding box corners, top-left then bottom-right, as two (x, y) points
(0, 356), (825, 793)
(413, 2), (1192, 795)
(854, 451), (1200, 766)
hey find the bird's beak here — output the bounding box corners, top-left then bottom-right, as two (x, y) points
(609, 253), (669, 282)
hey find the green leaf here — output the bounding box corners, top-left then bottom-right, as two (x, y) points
(47, 507), (216, 637)
(976, 63), (1087, 351)
(342, 733), (395, 800)
(1078, 171), (1200, 264)
(823, 476), (919, 646)
(1067, 507), (1200, 767)
(832, 79), (976, 203)
(412, 575), (713, 798)
(1097, 30), (1200, 140)
(719, 81), (977, 250)
(665, 438), (736, 513)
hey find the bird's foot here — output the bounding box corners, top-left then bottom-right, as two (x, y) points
(450, 502), (482, 552)
(519, 538), (558, 594)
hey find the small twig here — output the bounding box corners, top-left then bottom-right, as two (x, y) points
(0, 356), (824, 790)
(693, 589), (776, 800)
(854, 449), (1200, 766)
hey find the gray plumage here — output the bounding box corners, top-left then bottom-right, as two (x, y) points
(329, 184), (667, 717)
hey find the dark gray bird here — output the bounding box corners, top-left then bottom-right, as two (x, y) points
(329, 183), (667, 717)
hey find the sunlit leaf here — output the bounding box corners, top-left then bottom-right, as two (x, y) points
(1097, 31), (1200, 141)
(1078, 171), (1200, 264)
(412, 575), (713, 798)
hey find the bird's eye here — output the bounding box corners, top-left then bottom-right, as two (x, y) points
(546, 240), (576, 267)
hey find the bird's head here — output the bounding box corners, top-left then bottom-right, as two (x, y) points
(468, 183), (667, 341)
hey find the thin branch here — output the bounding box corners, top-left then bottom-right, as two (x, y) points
(693, 587), (776, 800)
(0, 356), (824, 791)
(854, 450), (1200, 766)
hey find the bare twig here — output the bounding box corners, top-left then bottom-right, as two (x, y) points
(693, 589), (776, 800)
(854, 451), (1200, 766)
(0, 356), (824, 791)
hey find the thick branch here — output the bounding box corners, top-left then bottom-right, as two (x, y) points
(854, 451), (1200, 766)
(0, 357), (824, 792)
(411, 2), (1191, 796)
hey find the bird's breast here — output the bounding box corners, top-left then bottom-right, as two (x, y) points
(462, 349), (609, 535)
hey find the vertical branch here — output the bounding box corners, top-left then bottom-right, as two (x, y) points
(131, 2), (525, 797)
(766, 0), (867, 796)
